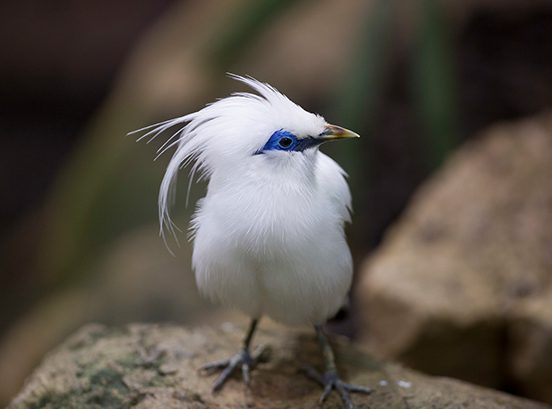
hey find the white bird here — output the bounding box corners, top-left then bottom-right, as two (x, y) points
(135, 75), (370, 408)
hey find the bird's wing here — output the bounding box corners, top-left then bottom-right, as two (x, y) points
(317, 153), (353, 224)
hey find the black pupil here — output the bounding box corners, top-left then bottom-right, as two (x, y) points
(279, 137), (292, 148)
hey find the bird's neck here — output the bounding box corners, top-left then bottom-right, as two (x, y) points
(208, 150), (319, 196)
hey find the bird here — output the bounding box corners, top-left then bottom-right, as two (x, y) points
(133, 74), (371, 408)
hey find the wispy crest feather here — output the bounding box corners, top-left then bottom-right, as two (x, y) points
(132, 74), (320, 242)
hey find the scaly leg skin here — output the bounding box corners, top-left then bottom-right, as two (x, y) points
(200, 318), (269, 392)
(303, 325), (372, 409)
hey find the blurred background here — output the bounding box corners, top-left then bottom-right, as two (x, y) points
(1, 0), (552, 406)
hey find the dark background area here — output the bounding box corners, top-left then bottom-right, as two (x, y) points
(0, 0), (174, 232)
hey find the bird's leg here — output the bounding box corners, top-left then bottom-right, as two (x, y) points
(200, 318), (269, 392)
(303, 325), (372, 409)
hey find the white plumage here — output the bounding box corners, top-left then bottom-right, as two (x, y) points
(139, 75), (355, 326)
(192, 148), (352, 325)
(135, 75), (368, 407)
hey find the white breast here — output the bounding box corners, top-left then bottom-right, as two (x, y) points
(191, 151), (353, 325)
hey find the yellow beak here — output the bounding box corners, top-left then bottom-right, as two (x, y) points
(316, 124), (360, 141)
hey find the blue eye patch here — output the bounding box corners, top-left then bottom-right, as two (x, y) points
(256, 129), (321, 154)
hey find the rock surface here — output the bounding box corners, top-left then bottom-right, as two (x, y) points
(8, 323), (551, 409)
(357, 112), (552, 401)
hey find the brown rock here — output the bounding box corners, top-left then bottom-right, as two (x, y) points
(8, 323), (550, 409)
(357, 112), (552, 400)
(509, 290), (552, 403)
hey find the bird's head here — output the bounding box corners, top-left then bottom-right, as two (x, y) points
(134, 74), (358, 237)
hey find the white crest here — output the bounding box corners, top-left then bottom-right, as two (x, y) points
(131, 74), (326, 243)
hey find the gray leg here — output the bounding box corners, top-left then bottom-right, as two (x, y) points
(303, 325), (372, 409)
(200, 318), (269, 392)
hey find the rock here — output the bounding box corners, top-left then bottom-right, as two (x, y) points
(0, 226), (229, 408)
(8, 323), (550, 409)
(357, 112), (552, 400)
(509, 289), (552, 403)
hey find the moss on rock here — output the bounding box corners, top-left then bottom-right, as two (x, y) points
(9, 323), (551, 409)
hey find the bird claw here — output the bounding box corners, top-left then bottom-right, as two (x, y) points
(302, 366), (371, 409)
(200, 345), (270, 392)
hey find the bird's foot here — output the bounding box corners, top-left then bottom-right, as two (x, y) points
(200, 345), (270, 392)
(303, 366), (371, 409)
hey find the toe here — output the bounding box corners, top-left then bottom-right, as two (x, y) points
(319, 382), (333, 403)
(203, 349), (267, 393)
(344, 382), (372, 394)
(241, 362), (251, 385)
(251, 344), (272, 364)
(212, 361), (238, 392)
(336, 382), (354, 409)
(199, 359), (230, 374)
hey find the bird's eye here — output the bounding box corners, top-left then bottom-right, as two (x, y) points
(278, 137), (293, 148)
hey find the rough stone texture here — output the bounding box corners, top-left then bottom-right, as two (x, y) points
(509, 289), (552, 404)
(8, 323), (551, 409)
(357, 112), (552, 401)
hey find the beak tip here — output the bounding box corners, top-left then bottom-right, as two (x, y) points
(321, 124), (360, 140)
